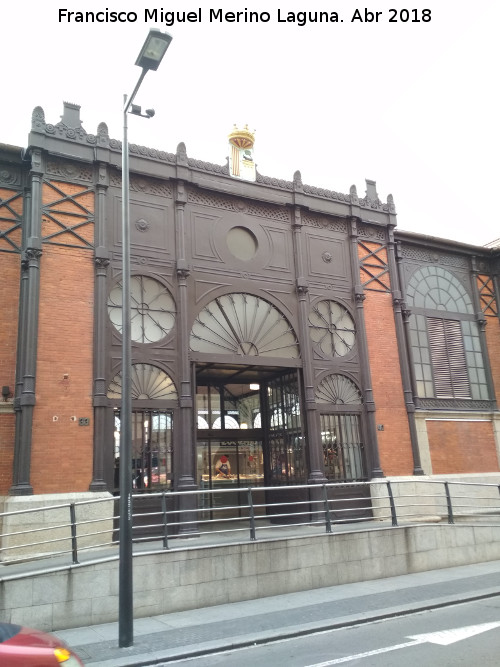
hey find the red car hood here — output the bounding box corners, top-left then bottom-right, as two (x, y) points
(0, 622), (83, 665)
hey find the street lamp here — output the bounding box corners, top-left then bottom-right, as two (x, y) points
(119, 28), (172, 649)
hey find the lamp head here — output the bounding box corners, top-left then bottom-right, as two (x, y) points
(135, 29), (173, 71)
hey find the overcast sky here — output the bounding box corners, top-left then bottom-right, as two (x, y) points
(2, 1), (498, 246)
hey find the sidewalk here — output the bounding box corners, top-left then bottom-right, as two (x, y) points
(56, 559), (500, 667)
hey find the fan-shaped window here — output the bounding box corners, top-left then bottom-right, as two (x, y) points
(190, 293), (300, 358)
(107, 364), (178, 400)
(315, 374), (362, 405)
(212, 416), (240, 429)
(406, 266), (473, 314)
(308, 300), (355, 357)
(197, 416), (210, 429)
(108, 276), (176, 343)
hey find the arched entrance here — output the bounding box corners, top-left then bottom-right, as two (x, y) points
(108, 363), (177, 493)
(195, 363), (306, 516)
(190, 293), (308, 519)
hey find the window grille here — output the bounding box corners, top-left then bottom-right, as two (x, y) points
(321, 414), (365, 481)
(108, 276), (176, 344)
(308, 300), (356, 358)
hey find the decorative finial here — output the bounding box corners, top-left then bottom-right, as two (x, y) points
(228, 125), (256, 182)
(176, 142), (187, 164)
(31, 106), (45, 130)
(228, 125), (255, 149)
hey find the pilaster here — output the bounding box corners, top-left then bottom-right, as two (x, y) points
(90, 162), (110, 491)
(291, 202), (326, 483)
(174, 179), (196, 494)
(10, 149), (44, 495)
(471, 256), (497, 407)
(389, 233), (424, 474)
(349, 218), (383, 478)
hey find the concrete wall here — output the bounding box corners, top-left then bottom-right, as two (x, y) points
(0, 493), (114, 562)
(2, 523), (500, 632)
(371, 474), (500, 521)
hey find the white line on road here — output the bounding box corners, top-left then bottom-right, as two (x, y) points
(305, 620), (500, 666)
(305, 640), (422, 665)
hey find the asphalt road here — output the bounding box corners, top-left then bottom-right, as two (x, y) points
(162, 596), (500, 666)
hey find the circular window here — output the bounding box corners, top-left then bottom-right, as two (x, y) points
(226, 226), (258, 261)
(108, 276), (176, 343)
(309, 300), (355, 357)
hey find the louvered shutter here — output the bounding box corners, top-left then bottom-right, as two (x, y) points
(427, 317), (471, 399)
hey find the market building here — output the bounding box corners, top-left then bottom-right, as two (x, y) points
(1, 102), (500, 526)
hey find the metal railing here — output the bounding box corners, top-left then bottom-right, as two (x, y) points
(1, 479), (500, 577)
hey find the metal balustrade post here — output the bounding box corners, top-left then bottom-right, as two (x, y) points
(161, 492), (169, 549)
(444, 482), (454, 524)
(247, 488), (256, 540)
(323, 484), (332, 533)
(386, 481), (398, 526)
(69, 503), (79, 564)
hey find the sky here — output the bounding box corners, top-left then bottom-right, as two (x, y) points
(2, 1), (498, 246)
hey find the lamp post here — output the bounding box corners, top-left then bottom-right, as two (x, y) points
(119, 28), (172, 649)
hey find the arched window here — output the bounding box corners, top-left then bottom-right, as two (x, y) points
(406, 265), (473, 313)
(406, 266), (488, 401)
(316, 374), (365, 481)
(108, 365), (176, 492)
(315, 374), (362, 405)
(190, 293), (299, 358)
(107, 364), (178, 400)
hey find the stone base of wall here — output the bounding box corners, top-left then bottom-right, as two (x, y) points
(1, 523), (500, 632)
(0, 492), (114, 563)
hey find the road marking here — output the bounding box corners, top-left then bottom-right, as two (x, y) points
(306, 640), (422, 665)
(407, 621), (500, 645)
(305, 620), (500, 666)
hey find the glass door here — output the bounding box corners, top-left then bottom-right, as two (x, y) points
(197, 438), (264, 516)
(113, 409), (173, 493)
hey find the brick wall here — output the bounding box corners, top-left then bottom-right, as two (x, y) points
(30, 244), (94, 493)
(363, 290), (414, 475)
(480, 288), (500, 405)
(0, 252), (21, 496)
(0, 186), (22, 494)
(427, 420), (499, 474)
(0, 411), (15, 494)
(30, 178), (95, 494)
(485, 321), (500, 402)
(0, 251), (19, 385)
